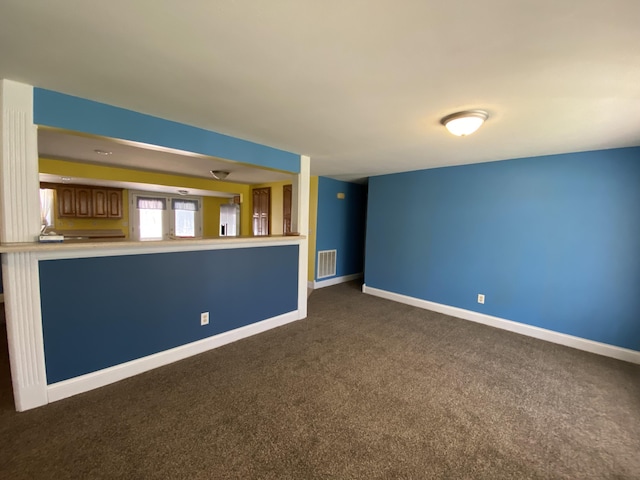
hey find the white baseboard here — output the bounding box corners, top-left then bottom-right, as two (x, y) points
(362, 285), (640, 365)
(307, 281), (315, 289)
(47, 310), (301, 403)
(312, 273), (363, 290)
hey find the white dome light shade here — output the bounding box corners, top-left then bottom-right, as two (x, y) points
(441, 111), (488, 136)
(210, 170), (230, 180)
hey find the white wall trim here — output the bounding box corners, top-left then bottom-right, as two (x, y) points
(48, 310), (301, 403)
(1, 80), (48, 411)
(294, 155), (310, 320)
(312, 273), (363, 290)
(307, 281), (315, 289)
(363, 285), (640, 365)
(4, 236), (304, 260)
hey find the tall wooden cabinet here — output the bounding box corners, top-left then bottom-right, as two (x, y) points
(283, 184), (292, 234)
(252, 187), (271, 236)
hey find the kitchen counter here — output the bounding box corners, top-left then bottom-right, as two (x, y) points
(53, 229), (126, 239)
(0, 234), (305, 255)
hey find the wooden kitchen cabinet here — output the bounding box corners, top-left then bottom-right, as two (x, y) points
(92, 189), (108, 217)
(106, 189), (122, 218)
(75, 188), (92, 217)
(57, 186), (76, 217)
(53, 184), (123, 219)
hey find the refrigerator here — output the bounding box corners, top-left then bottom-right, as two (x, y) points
(220, 203), (240, 237)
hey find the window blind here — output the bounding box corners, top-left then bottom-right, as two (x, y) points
(172, 199), (199, 211)
(136, 197), (166, 210)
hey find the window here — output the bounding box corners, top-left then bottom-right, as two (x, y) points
(39, 188), (55, 230)
(131, 192), (202, 240)
(172, 199), (199, 238)
(136, 196), (167, 240)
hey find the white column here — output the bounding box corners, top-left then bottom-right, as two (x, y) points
(0, 79), (48, 411)
(293, 155), (310, 319)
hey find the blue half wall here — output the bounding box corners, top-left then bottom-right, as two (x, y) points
(34, 88), (300, 173)
(316, 177), (367, 280)
(365, 147), (640, 351)
(40, 245), (299, 383)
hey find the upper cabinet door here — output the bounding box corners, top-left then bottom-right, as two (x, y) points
(107, 189), (123, 218)
(75, 188), (92, 217)
(57, 186), (76, 217)
(92, 189), (108, 217)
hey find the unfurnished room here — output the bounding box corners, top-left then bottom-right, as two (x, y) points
(0, 1), (639, 479)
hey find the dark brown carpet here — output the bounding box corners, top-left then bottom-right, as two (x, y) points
(1, 282), (639, 479)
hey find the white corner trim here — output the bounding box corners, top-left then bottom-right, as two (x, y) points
(295, 155), (310, 320)
(47, 310), (301, 403)
(313, 273), (363, 289)
(307, 281), (315, 289)
(2, 252), (48, 411)
(363, 285), (640, 365)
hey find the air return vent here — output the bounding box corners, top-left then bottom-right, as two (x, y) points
(317, 250), (337, 279)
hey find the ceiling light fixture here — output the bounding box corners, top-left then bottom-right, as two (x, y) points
(441, 110), (488, 136)
(94, 149), (113, 156)
(210, 170), (230, 180)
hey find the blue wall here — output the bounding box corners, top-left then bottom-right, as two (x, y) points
(34, 88), (300, 173)
(40, 245), (299, 383)
(365, 147), (640, 351)
(316, 177), (367, 280)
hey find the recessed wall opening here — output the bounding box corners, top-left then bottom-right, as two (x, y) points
(36, 128), (296, 241)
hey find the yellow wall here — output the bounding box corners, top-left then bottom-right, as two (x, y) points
(203, 196), (237, 237)
(308, 176), (319, 281)
(40, 158), (251, 237)
(251, 180), (293, 235)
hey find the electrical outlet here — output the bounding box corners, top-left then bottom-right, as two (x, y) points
(477, 294), (485, 304)
(200, 312), (209, 326)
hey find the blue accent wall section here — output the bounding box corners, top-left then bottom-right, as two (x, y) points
(39, 245), (299, 383)
(365, 147), (640, 351)
(33, 88), (300, 173)
(316, 177), (367, 280)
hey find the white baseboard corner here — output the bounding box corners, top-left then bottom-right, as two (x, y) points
(307, 281), (315, 289)
(47, 310), (301, 403)
(312, 273), (363, 290)
(362, 285), (640, 365)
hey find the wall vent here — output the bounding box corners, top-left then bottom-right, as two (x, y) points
(317, 250), (337, 279)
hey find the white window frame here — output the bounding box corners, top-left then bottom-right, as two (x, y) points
(130, 191), (203, 241)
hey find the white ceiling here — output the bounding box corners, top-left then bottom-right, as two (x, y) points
(1, 1), (639, 181)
